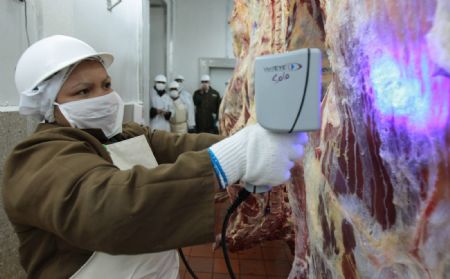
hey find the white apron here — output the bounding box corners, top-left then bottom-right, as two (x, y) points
(150, 89), (174, 132)
(170, 99), (188, 134)
(71, 135), (180, 279)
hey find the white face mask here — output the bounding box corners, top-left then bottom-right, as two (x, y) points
(169, 90), (179, 99)
(55, 91), (124, 138)
(155, 83), (166, 91)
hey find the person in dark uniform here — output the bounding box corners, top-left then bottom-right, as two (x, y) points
(193, 75), (221, 134)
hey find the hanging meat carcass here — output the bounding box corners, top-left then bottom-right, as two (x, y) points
(219, 1), (328, 258)
(221, 0), (450, 278)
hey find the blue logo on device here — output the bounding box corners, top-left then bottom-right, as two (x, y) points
(289, 63), (302, 71)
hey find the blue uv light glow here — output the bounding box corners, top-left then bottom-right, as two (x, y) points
(370, 54), (432, 129)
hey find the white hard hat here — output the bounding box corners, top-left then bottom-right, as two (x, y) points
(15, 35), (113, 94)
(169, 81), (179, 90)
(154, 74), (167, 83)
(175, 74), (184, 81)
(200, 74), (210, 82)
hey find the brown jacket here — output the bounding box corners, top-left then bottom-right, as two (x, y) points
(2, 122), (222, 278)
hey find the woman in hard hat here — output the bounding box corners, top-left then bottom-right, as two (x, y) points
(174, 74), (196, 132)
(168, 81), (189, 134)
(2, 35), (307, 278)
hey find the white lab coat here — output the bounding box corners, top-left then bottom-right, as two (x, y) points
(150, 88), (175, 132)
(170, 98), (188, 134)
(71, 135), (180, 279)
(179, 89), (196, 129)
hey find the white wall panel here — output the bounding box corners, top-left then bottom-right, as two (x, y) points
(1, 0), (144, 107)
(172, 0), (231, 93)
(0, 1), (30, 107)
(150, 6), (167, 82)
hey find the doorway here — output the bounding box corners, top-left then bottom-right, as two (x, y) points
(199, 57), (235, 98)
(150, 0), (167, 80)
(209, 67), (234, 98)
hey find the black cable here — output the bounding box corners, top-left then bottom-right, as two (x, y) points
(178, 187), (250, 279)
(222, 188), (251, 279)
(23, 0), (31, 46)
(178, 248), (198, 279)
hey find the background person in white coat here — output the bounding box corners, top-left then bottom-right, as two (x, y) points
(174, 74), (196, 133)
(150, 74), (174, 131)
(168, 81), (188, 134)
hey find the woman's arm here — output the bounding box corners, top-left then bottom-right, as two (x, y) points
(3, 129), (218, 255)
(122, 122), (224, 164)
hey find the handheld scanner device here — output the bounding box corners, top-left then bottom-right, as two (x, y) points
(246, 48), (322, 193)
(255, 48), (322, 132)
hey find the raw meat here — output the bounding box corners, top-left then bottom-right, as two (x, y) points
(221, 1), (326, 255)
(221, 0), (450, 278)
(220, 0), (328, 268)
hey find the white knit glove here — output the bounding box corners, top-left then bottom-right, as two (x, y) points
(208, 123), (308, 190)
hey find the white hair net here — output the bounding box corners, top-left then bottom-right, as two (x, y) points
(18, 65), (75, 122)
(18, 57), (105, 122)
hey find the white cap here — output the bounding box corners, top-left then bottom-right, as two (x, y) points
(201, 74), (210, 82)
(154, 74), (167, 83)
(169, 81), (180, 90)
(15, 35), (113, 94)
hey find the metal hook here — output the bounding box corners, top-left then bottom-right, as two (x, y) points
(107, 0), (122, 12)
